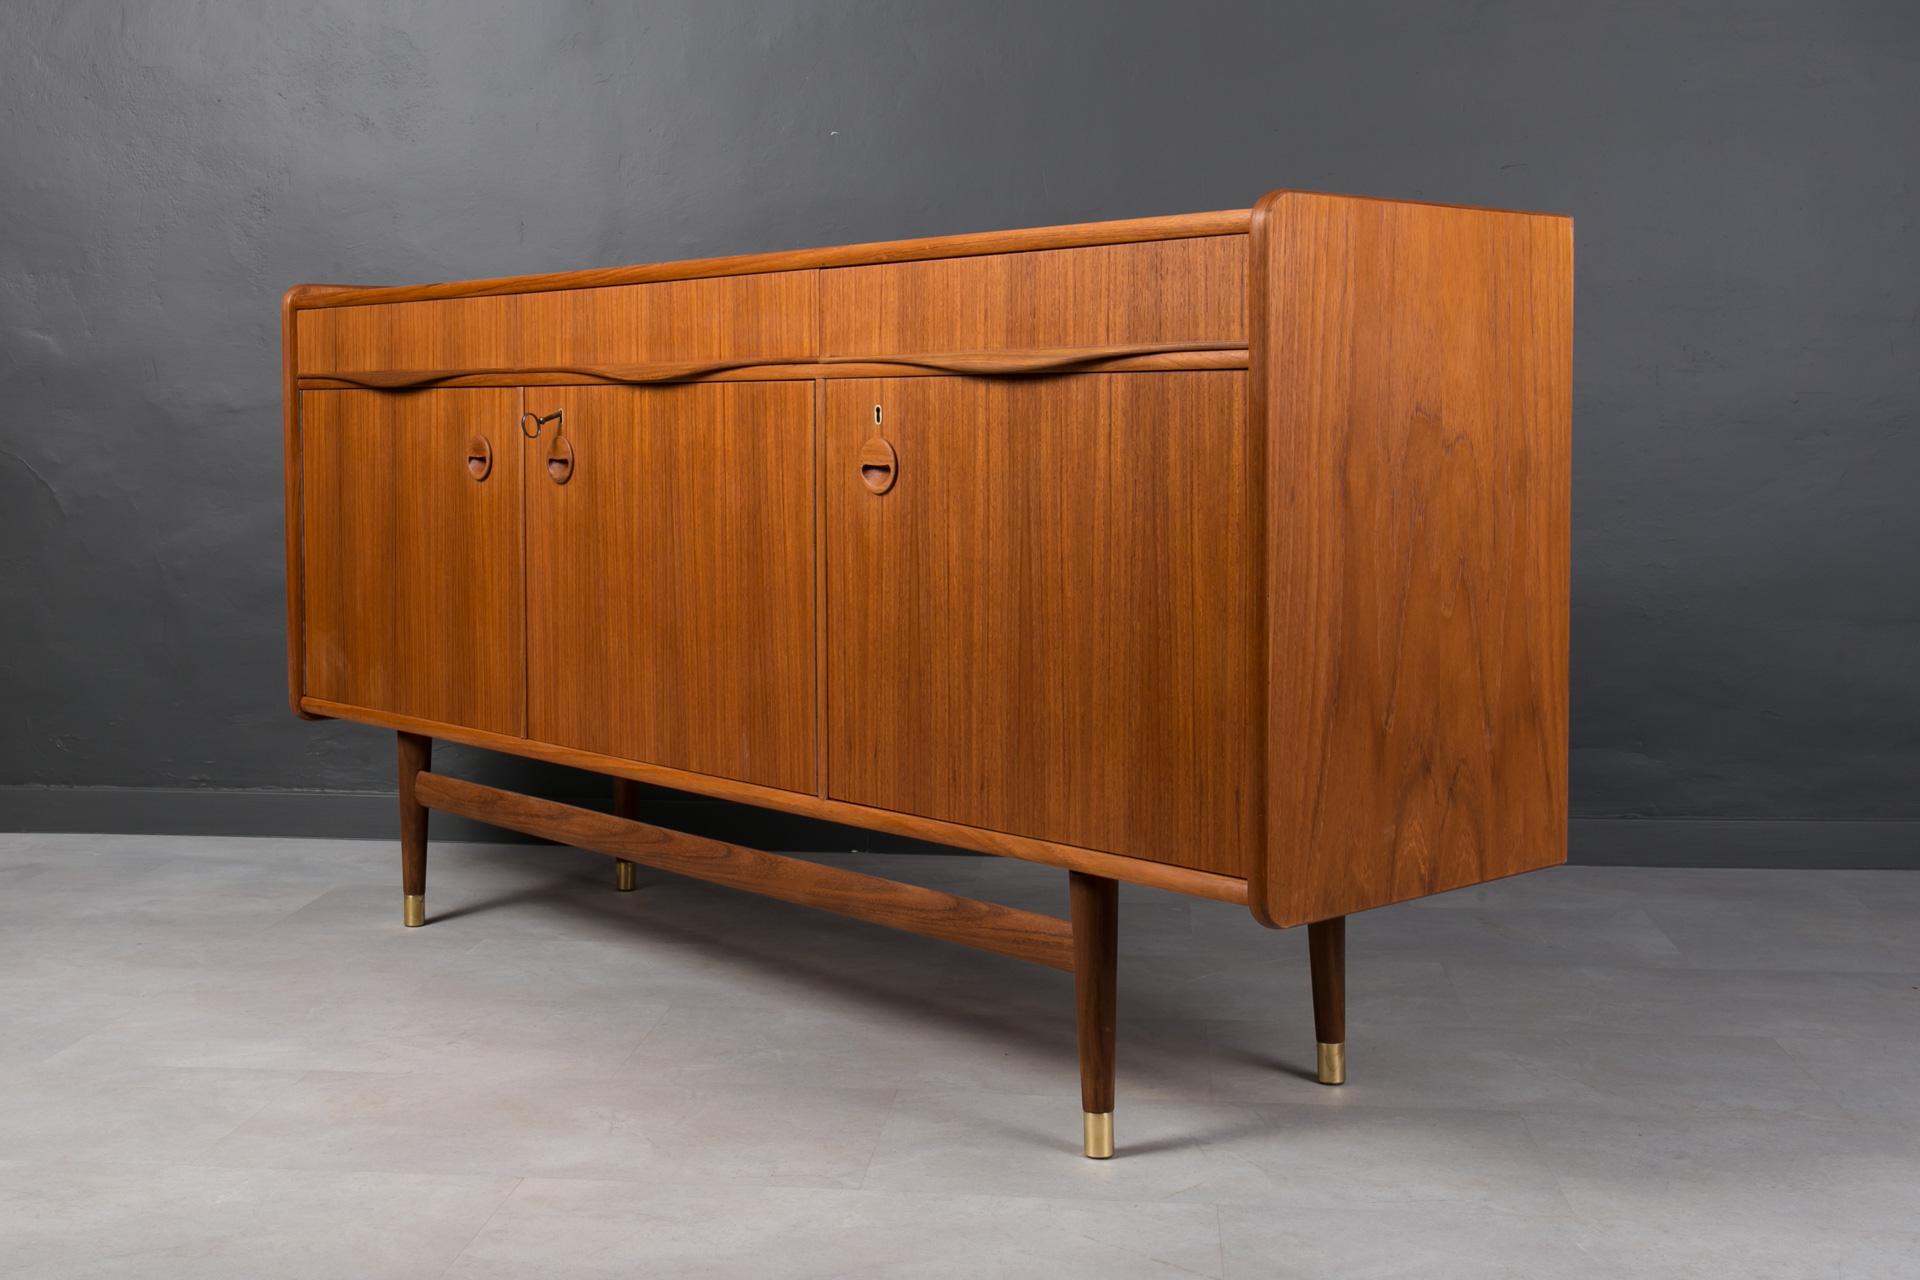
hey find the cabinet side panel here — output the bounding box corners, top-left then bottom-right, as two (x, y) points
(1253, 191), (1573, 926)
(300, 391), (396, 711)
(284, 290), (313, 716)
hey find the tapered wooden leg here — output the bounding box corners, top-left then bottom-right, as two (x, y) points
(611, 778), (641, 891)
(398, 732), (431, 927)
(1070, 871), (1118, 1158)
(1308, 916), (1346, 1084)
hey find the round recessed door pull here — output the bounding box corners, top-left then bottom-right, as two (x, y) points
(858, 436), (897, 495)
(464, 435), (493, 481)
(545, 433), (575, 485)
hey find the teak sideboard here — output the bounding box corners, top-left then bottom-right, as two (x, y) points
(282, 189), (1572, 1158)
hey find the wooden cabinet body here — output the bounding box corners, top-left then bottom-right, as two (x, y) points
(284, 190), (1573, 927)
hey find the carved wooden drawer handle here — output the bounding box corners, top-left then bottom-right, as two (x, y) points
(465, 435), (493, 481)
(858, 436), (897, 495)
(546, 434), (575, 485)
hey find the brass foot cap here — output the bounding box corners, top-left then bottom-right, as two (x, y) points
(403, 894), (426, 928)
(1083, 1111), (1114, 1159)
(1317, 1041), (1346, 1086)
(615, 860), (638, 892)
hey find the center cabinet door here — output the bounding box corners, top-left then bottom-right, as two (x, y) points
(523, 383), (816, 793)
(825, 373), (1258, 877)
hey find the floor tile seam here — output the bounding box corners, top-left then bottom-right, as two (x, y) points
(429, 1175), (525, 1280)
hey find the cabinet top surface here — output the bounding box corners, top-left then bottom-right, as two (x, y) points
(285, 208), (1257, 311)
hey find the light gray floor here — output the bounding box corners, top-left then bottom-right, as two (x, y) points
(0, 832), (1916, 1278)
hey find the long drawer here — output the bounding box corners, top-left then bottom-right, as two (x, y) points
(295, 270), (817, 372)
(819, 235), (1248, 355)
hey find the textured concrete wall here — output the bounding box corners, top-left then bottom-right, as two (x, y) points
(2, 2), (1916, 860)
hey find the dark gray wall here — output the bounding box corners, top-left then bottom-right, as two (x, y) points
(3, 1), (1917, 865)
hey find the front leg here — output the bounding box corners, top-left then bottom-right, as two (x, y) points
(1308, 916), (1346, 1084)
(1070, 872), (1118, 1157)
(398, 731), (431, 927)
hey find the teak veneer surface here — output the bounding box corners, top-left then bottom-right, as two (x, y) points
(1251, 190), (1572, 926)
(523, 382), (816, 793)
(299, 271), (820, 374)
(289, 209), (1253, 309)
(820, 237), (1247, 356)
(824, 372), (1257, 878)
(300, 388), (524, 736)
(293, 343), (1249, 391)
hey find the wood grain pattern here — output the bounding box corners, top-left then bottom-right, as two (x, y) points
(524, 383), (815, 792)
(297, 294), (517, 376)
(1307, 916), (1345, 1044)
(286, 191), (1574, 932)
(301, 388), (525, 736)
(821, 238), (1247, 356)
(301, 695), (1250, 903)
(288, 209), (1251, 310)
(825, 373), (1258, 877)
(299, 390), (396, 713)
(1070, 872), (1118, 1115)
(1251, 189), (1573, 927)
(398, 731), (431, 899)
(415, 771), (1075, 970)
(517, 272), (816, 366)
(296, 343), (1249, 390)
(282, 286), (325, 718)
(297, 272), (813, 374)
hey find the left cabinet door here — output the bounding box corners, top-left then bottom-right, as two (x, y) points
(300, 389), (526, 736)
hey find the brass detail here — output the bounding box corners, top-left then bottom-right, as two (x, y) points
(403, 893), (426, 928)
(521, 408), (563, 439)
(1317, 1041), (1346, 1086)
(1083, 1110), (1114, 1159)
(615, 860), (637, 892)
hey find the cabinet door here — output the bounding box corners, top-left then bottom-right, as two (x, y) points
(825, 374), (1257, 876)
(524, 383), (815, 792)
(301, 388), (525, 736)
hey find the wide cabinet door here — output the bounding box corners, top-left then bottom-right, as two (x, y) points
(301, 388), (525, 735)
(524, 383), (815, 793)
(825, 373), (1258, 876)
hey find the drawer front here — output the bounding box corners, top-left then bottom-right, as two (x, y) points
(820, 235), (1247, 356)
(296, 295), (518, 375)
(516, 271), (816, 366)
(296, 270), (816, 373)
